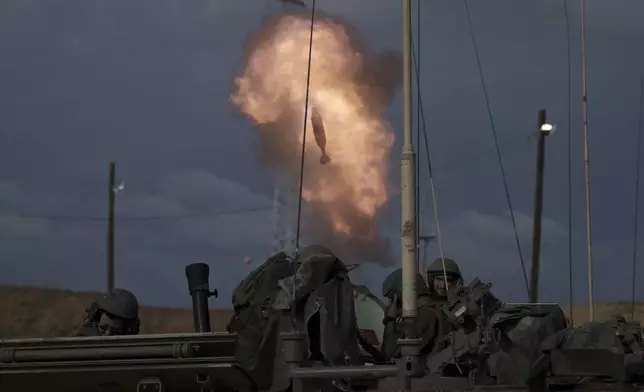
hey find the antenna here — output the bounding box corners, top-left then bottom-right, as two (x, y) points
(580, 0), (595, 322)
(291, 0), (317, 330)
(630, 76), (643, 321)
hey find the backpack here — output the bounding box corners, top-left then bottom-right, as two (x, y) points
(560, 317), (643, 353)
(231, 252), (294, 311)
(486, 304), (568, 384)
(226, 252), (295, 389)
(491, 304), (568, 355)
(530, 316), (644, 384)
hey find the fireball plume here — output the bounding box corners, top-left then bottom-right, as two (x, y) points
(231, 12), (401, 265)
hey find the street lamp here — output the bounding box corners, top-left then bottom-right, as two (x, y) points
(530, 110), (554, 303)
(540, 123), (555, 133)
(107, 162), (124, 293)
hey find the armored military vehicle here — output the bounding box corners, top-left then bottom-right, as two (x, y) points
(0, 255), (386, 392)
(2, 255), (643, 392)
(0, 262), (247, 392)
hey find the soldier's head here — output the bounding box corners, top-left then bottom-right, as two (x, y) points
(426, 258), (463, 298)
(381, 268), (429, 307)
(90, 288), (140, 336)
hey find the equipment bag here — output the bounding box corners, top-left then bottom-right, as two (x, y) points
(226, 252), (294, 389)
(486, 304), (568, 384)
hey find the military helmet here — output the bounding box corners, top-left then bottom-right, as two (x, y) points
(96, 288), (139, 320)
(426, 257), (461, 278)
(381, 268), (428, 298)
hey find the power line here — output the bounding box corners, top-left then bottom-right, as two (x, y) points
(463, 0), (529, 296)
(0, 205), (272, 222)
(433, 131), (535, 175)
(411, 33), (450, 290)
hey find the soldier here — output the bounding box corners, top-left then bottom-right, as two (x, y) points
(425, 257), (464, 308)
(380, 268), (441, 360)
(76, 288), (140, 337)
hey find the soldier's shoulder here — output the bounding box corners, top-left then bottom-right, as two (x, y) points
(417, 302), (441, 320)
(419, 299), (443, 310)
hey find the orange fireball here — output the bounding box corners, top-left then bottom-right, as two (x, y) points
(231, 13), (397, 243)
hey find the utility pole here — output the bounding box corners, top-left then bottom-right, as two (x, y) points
(529, 110), (553, 303)
(107, 161), (115, 293)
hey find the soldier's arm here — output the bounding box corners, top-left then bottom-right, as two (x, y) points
(416, 308), (440, 355)
(381, 318), (399, 361)
(358, 332), (386, 362)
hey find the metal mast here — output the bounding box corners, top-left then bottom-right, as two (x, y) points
(401, 0), (418, 324)
(398, 1), (421, 386)
(580, 0), (595, 321)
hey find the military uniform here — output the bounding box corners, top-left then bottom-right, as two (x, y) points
(424, 258), (464, 353)
(380, 269), (442, 360)
(76, 288), (141, 337)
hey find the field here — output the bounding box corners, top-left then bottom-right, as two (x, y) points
(0, 285), (642, 338)
(0, 286), (234, 338)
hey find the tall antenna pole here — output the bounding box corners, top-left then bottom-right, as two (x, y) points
(631, 76), (644, 321)
(580, 0), (595, 322)
(107, 161), (115, 293)
(401, 0), (418, 324)
(399, 1), (420, 386)
(415, 0), (421, 273)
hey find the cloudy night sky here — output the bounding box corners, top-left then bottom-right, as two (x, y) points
(1, 0), (643, 309)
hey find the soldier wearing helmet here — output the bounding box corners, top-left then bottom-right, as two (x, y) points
(380, 268), (442, 360)
(425, 257), (464, 308)
(76, 288), (140, 337)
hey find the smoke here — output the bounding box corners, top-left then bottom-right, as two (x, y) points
(231, 11), (401, 266)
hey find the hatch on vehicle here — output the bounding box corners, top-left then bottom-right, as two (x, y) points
(353, 285), (385, 347)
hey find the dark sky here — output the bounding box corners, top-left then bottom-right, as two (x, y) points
(1, 0), (643, 309)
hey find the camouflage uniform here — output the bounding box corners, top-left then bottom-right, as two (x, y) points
(380, 268), (442, 360)
(76, 288), (140, 337)
(423, 258), (464, 353)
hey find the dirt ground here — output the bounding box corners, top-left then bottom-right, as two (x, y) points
(0, 285), (233, 338)
(0, 285), (641, 338)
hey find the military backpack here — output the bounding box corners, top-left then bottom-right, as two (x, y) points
(226, 251), (295, 389)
